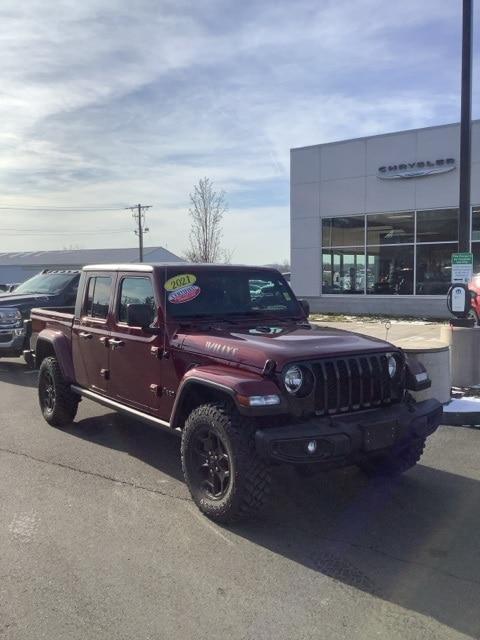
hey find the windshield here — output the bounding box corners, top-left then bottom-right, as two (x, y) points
(13, 272), (78, 295)
(165, 269), (302, 319)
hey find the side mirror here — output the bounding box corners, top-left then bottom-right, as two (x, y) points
(299, 298), (310, 317)
(126, 303), (154, 329)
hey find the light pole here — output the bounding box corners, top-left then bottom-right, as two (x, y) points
(458, 0), (473, 253)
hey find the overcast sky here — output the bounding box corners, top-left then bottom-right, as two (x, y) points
(0, 0), (478, 263)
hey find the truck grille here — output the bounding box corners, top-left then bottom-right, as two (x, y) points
(311, 354), (400, 415)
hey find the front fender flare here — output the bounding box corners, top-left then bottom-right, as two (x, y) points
(170, 365), (285, 428)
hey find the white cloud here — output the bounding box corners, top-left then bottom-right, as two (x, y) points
(0, 0), (477, 262)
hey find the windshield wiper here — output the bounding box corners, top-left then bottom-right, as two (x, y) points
(176, 314), (237, 327)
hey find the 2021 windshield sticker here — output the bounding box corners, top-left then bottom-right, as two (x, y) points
(164, 273), (197, 291)
(165, 273), (201, 304)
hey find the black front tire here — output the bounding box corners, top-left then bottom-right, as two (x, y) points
(181, 402), (271, 524)
(358, 437), (426, 478)
(38, 357), (79, 427)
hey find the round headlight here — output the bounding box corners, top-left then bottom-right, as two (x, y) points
(284, 365), (304, 394)
(387, 355), (397, 378)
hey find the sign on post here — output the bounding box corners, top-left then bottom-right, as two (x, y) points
(451, 252), (473, 284)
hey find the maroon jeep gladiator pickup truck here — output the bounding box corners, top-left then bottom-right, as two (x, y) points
(29, 263), (442, 523)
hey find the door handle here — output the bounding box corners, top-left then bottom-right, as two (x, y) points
(109, 339), (125, 349)
(79, 331), (92, 340)
(99, 336), (110, 347)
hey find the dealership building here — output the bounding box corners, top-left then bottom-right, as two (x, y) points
(290, 120), (480, 317)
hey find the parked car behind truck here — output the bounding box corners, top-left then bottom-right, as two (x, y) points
(0, 269), (79, 360)
(29, 263), (442, 523)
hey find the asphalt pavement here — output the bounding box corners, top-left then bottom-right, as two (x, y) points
(0, 357), (479, 640)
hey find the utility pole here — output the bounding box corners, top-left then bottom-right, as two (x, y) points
(126, 204), (151, 262)
(458, 0), (473, 253)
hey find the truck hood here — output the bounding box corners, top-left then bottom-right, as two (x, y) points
(178, 322), (397, 371)
(0, 293), (53, 308)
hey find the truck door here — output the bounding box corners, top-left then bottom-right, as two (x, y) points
(72, 273), (114, 394)
(108, 274), (163, 414)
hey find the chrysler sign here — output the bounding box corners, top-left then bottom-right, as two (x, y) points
(378, 158), (456, 179)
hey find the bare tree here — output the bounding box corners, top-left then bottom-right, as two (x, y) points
(185, 177), (231, 263)
(266, 259), (290, 273)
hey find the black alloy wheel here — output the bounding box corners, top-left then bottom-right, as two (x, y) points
(40, 370), (56, 414)
(191, 427), (231, 500)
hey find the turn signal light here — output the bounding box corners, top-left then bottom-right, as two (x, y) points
(237, 394), (281, 407)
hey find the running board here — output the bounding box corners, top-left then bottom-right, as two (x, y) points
(70, 385), (178, 434)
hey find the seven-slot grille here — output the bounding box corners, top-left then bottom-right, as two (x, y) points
(311, 353), (400, 415)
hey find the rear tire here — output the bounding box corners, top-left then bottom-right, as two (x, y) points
(358, 437), (426, 478)
(181, 402), (271, 524)
(38, 357), (79, 427)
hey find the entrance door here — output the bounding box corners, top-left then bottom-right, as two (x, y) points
(72, 274), (114, 394)
(108, 274), (162, 414)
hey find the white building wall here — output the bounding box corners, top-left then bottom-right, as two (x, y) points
(291, 121), (480, 317)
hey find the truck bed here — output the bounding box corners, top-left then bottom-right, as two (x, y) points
(30, 307), (75, 344)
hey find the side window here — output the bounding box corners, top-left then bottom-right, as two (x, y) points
(118, 277), (155, 323)
(85, 276), (112, 319)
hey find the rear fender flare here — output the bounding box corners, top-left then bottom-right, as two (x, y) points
(35, 330), (75, 383)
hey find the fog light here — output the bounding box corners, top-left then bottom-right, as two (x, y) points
(306, 440), (317, 454)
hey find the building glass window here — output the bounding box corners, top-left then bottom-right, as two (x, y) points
(471, 207), (480, 243)
(320, 207), (468, 296)
(416, 244), (457, 295)
(322, 217), (365, 248)
(416, 208), (458, 243)
(367, 212), (414, 245)
(367, 246), (414, 295)
(322, 249), (365, 294)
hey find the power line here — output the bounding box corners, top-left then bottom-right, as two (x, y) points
(126, 204), (151, 262)
(0, 230), (129, 236)
(0, 206), (124, 211)
(0, 228), (129, 233)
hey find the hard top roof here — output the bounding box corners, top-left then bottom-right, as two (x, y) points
(83, 263), (280, 272)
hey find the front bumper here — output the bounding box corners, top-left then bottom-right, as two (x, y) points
(0, 327), (26, 357)
(255, 399), (443, 465)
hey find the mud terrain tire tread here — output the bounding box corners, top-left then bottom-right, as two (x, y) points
(181, 402), (271, 524)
